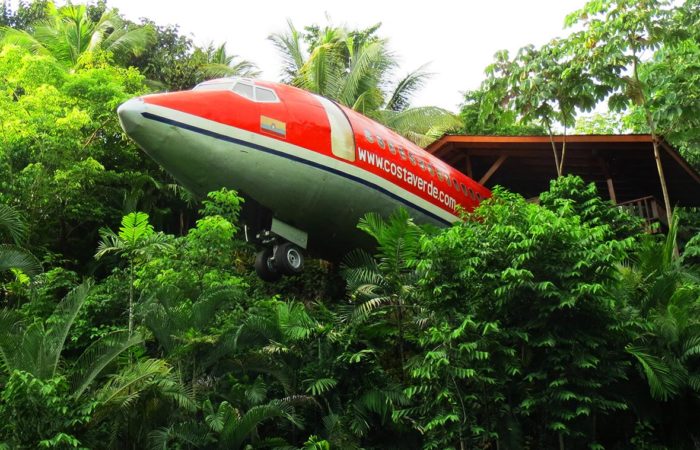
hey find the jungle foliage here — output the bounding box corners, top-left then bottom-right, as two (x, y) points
(460, 0), (700, 174)
(1, 0), (700, 449)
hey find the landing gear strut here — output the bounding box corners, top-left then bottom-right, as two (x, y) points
(254, 242), (305, 282)
(251, 218), (307, 282)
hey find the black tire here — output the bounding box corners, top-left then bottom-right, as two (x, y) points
(273, 242), (304, 275)
(254, 247), (282, 282)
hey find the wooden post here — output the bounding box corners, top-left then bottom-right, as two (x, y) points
(597, 157), (617, 204)
(465, 154), (473, 179)
(479, 155), (508, 185)
(606, 178), (617, 204)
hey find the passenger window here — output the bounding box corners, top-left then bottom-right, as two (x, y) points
(409, 153), (416, 166)
(452, 178), (459, 190)
(232, 82), (254, 100)
(398, 146), (407, 160)
(461, 183), (468, 195)
(314, 95), (356, 161)
(388, 141), (396, 154)
(255, 87), (278, 102)
(428, 165), (435, 176)
(377, 136), (386, 149)
(468, 188), (475, 200)
(364, 129), (374, 143)
(419, 160), (426, 170)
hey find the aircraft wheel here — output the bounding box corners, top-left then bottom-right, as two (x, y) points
(274, 242), (304, 275)
(254, 247), (282, 282)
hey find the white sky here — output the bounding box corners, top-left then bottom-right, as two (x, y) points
(77, 0), (585, 111)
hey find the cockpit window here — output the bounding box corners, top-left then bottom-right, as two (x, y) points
(192, 81), (236, 91)
(232, 82), (254, 100)
(194, 79), (280, 103)
(255, 86), (278, 102)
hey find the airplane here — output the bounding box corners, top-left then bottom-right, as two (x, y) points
(117, 77), (491, 281)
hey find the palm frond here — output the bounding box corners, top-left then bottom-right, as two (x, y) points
(277, 301), (316, 341)
(200, 61), (260, 79)
(298, 42), (344, 98)
(205, 400), (237, 433)
(0, 244), (42, 277)
(339, 40), (392, 108)
(119, 211), (153, 246)
(351, 296), (392, 324)
(374, 106), (461, 147)
(148, 421), (210, 450)
(0, 309), (21, 375)
(305, 377), (338, 396)
(94, 228), (124, 260)
(682, 335), (700, 361)
(0, 26), (52, 58)
(385, 64), (432, 112)
(626, 344), (684, 401)
(102, 24), (156, 60)
(95, 358), (196, 418)
(0, 204), (27, 245)
(70, 330), (144, 398)
(269, 19), (307, 82)
(341, 249), (382, 291)
(191, 286), (241, 328)
(220, 400), (300, 449)
(46, 281), (93, 376)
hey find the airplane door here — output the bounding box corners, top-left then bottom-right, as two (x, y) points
(314, 95), (356, 161)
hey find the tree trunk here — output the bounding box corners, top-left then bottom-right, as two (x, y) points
(558, 126), (568, 175)
(547, 125), (562, 177)
(650, 136), (673, 228)
(633, 51), (674, 238)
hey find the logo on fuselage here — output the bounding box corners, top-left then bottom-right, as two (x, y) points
(261, 115), (286, 138)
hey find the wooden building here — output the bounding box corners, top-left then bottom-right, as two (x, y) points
(426, 134), (700, 229)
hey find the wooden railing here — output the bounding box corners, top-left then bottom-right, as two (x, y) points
(617, 196), (667, 233)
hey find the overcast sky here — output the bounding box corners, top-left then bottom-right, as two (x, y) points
(86, 0), (584, 111)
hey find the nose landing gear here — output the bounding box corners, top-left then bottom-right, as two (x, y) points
(251, 218), (307, 282)
(254, 242), (305, 282)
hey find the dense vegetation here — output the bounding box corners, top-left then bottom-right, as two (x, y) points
(1, 0), (700, 449)
(459, 0), (700, 175)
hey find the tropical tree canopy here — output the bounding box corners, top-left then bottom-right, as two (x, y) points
(0, 3), (155, 66)
(270, 20), (460, 146)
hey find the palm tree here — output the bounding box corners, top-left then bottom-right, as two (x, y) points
(95, 212), (172, 336)
(0, 3), (154, 67)
(269, 21), (459, 145)
(148, 398), (302, 449)
(0, 281), (142, 393)
(0, 203), (41, 278)
(621, 214), (700, 401)
(342, 209), (427, 373)
(199, 42), (260, 79)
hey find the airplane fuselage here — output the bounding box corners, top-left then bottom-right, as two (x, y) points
(118, 78), (490, 259)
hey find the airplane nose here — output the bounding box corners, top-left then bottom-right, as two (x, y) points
(117, 97), (146, 135)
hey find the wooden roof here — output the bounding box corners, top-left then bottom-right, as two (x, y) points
(426, 134), (700, 206)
